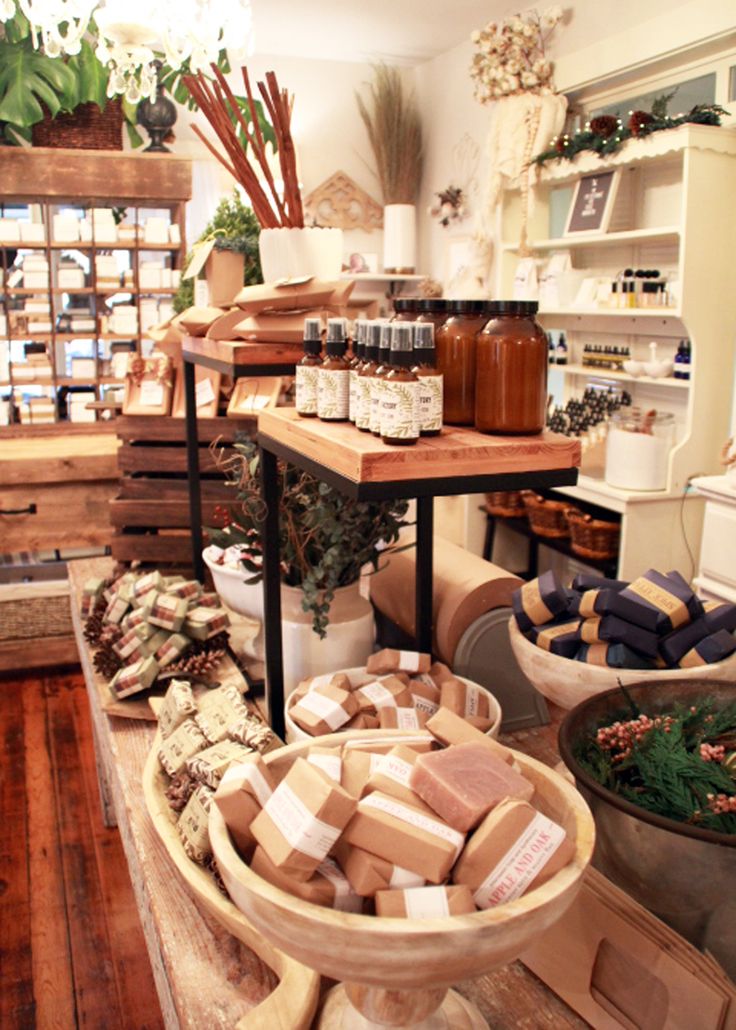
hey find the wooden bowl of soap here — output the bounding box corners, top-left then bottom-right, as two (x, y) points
(285, 667), (503, 744)
(508, 618), (736, 710)
(209, 729), (595, 1028)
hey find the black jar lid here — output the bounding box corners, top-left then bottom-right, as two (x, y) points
(483, 300), (539, 316)
(447, 299), (488, 315)
(417, 298), (452, 313)
(393, 297), (422, 313)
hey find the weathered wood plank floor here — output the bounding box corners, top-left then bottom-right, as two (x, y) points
(0, 669), (164, 1030)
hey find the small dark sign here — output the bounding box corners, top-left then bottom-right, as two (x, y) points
(565, 170), (619, 235)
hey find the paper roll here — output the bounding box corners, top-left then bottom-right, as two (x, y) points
(370, 534), (522, 664)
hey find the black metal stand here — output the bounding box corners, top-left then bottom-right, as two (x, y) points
(259, 445), (286, 739)
(184, 359), (204, 583)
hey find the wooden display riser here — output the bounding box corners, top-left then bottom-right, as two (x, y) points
(111, 414), (256, 568)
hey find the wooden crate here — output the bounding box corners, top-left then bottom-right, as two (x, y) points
(110, 414), (256, 569)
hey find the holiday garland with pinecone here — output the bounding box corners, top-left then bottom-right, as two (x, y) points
(574, 694), (736, 834)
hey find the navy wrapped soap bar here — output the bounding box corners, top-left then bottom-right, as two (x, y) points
(679, 629), (736, 668)
(659, 618), (710, 667)
(621, 569), (703, 634)
(578, 588), (659, 632)
(527, 618), (581, 658)
(575, 642), (656, 669)
(580, 615), (659, 658)
(512, 571), (568, 633)
(571, 574), (628, 593)
(703, 600), (736, 635)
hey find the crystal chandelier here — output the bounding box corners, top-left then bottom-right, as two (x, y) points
(2, 0), (253, 103)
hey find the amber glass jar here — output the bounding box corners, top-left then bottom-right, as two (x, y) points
(391, 297), (422, 321)
(475, 301), (548, 434)
(415, 298), (452, 332)
(435, 300), (488, 425)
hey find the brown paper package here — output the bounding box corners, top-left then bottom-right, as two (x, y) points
(171, 305), (226, 336)
(379, 707), (428, 731)
(233, 278), (348, 314)
(306, 745), (343, 783)
(251, 757), (357, 881)
(289, 681), (358, 737)
(453, 798), (575, 908)
(440, 677), (491, 720)
(354, 676), (413, 715)
(426, 707), (512, 764)
(375, 884), (476, 918)
(341, 749), (379, 798)
(366, 648), (432, 676)
(342, 790), (465, 884)
(409, 677), (440, 704)
(344, 712), (380, 730)
(363, 744), (433, 811)
(213, 753), (276, 856)
(333, 839), (426, 897)
(251, 846), (362, 911)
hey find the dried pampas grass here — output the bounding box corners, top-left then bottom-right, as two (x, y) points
(356, 64), (423, 205)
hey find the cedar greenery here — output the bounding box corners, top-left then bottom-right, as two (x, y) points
(575, 695), (736, 835)
(207, 436), (411, 638)
(355, 64), (423, 205)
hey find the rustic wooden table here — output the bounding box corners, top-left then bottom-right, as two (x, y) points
(69, 556), (587, 1029)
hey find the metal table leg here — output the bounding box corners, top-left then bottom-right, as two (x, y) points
(259, 445), (286, 740)
(415, 495), (434, 654)
(184, 359), (204, 584)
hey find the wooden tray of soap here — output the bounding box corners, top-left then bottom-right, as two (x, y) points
(142, 711), (320, 1030)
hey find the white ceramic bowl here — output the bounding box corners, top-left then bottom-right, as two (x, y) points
(202, 545), (264, 620)
(285, 666), (502, 743)
(643, 360), (673, 378)
(622, 359), (644, 377)
(509, 618), (736, 710)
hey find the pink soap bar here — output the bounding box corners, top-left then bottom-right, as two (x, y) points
(409, 743), (535, 832)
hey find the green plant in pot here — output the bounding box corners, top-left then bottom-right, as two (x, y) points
(206, 437), (411, 638)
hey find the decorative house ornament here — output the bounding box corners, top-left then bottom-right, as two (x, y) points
(470, 7), (567, 253)
(304, 171), (383, 232)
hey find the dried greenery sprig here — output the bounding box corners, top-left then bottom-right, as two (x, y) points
(206, 436), (411, 638)
(355, 64), (423, 205)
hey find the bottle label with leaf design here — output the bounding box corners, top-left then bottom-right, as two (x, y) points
(296, 366), (319, 415)
(317, 369), (349, 420)
(418, 374), (443, 433)
(381, 380), (419, 439)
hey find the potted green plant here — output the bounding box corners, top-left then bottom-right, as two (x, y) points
(203, 436), (410, 687)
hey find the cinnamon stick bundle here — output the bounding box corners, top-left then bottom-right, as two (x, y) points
(184, 67), (304, 231)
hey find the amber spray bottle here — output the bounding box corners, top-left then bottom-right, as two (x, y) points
(356, 320), (380, 432)
(317, 317), (350, 421)
(370, 321), (393, 436)
(381, 322), (419, 446)
(295, 316), (322, 417)
(412, 321), (443, 436)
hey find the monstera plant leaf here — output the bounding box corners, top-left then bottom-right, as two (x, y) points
(64, 38), (109, 110)
(0, 36), (77, 126)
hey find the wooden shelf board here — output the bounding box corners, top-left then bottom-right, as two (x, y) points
(550, 474), (691, 512)
(539, 307), (682, 319)
(503, 226), (680, 252)
(182, 335), (303, 375)
(5, 287), (52, 295)
(258, 407), (581, 486)
(340, 272), (426, 282)
(559, 363), (690, 388)
(52, 286), (95, 294)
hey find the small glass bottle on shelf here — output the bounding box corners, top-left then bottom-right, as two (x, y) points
(317, 317), (350, 422)
(349, 320), (366, 423)
(295, 316), (322, 418)
(356, 321), (380, 432)
(381, 323), (419, 446)
(370, 321), (393, 436)
(412, 322), (443, 437)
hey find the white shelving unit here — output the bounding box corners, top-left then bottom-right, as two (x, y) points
(497, 124), (736, 578)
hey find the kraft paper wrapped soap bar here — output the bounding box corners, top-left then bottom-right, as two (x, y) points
(575, 642), (655, 669)
(578, 588), (659, 632)
(426, 707), (512, 764)
(579, 615), (659, 658)
(658, 618), (710, 667)
(186, 740), (254, 788)
(196, 684), (248, 743)
(355, 676), (413, 714)
(333, 839), (426, 896)
(134, 569), (165, 599)
(155, 632), (190, 668)
(366, 648), (431, 676)
(148, 592), (189, 632)
(341, 749), (382, 797)
(297, 672), (353, 694)
(104, 593), (130, 625)
(184, 606), (230, 640)
(226, 715), (276, 753)
(439, 677), (491, 720)
(166, 579), (202, 601)
(113, 624), (151, 664)
(290, 683), (358, 736)
(375, 884), (476, 918)
(379, 706), (428, 731)
(345, 713), (380, 730)
(343, 790), (465, 884)
(364, 745), (433, 811)
(526, 618), (581, 659)
(427, 661), (454, 686)
(251, 848), (363, 912)
(453, 799), (575, 909)
(177, 784), (214, 863)
(512, 571), (568, 633)
(251, 757), (357, 881)
(621, 569), (703, 633)
(81, 577), (105, 617)
(109, 654), (159, 699)
(213, 754), (276, 854)
(158, 718), (209, 776)
(306, 746), (343, 783)
(703, 600), (736, 634)
(158, 678), (197, 738)
(571, 573), (628, 593)
(679, 629), (736, 668)
(410, 743), (534, 833)
(409, 677), (440, 717)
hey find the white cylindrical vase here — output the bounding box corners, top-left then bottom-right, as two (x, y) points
(258, 227), (343, 281)
(383, 204), (416, 273)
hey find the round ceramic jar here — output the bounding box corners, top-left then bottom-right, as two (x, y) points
(435, 300), (489, 425)
(475, 301), (548, 434)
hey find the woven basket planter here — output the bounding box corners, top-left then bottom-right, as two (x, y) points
(566, 509), (621, 561)
(32, 99), (123, 150)
(484, 490), (527, 518)
(521, 491), (576, 539)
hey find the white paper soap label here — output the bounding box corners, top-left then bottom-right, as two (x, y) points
(296, 690), (349, 730)
(307, 673), (336, 691)
(359, 681), (396, 710)
(380, 379), (419, 439)
(473, 813), (566, 910)
(139, 380), (164, 407)
(317, 368), (349, 419)
(360, 794), (464, 857)
(412, 695), (439, 717)
(389, 865), (426, 889)
(308, 753), (342, 782)
(396, 708), (420, 730)
(417, 373), (443, 433)
(398, 651), (421, 673)
(195, 376), (216, 408)
(221, 760), (272, 807)
(375, 753), (413, 787)
(464, 685), (481, 718)
(264, 782), (341, 861)
(404, 886), (450, 920)
(295, 365), (318, 415)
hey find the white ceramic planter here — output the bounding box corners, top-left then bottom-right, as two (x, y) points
(258, 226), (343, 281)
(383, 203), (416, 273)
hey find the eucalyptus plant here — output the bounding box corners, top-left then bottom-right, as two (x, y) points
(207, 437), (411, 638)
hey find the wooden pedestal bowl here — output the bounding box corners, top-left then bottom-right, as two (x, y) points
(509, 618), (736, 710)
(209, 730), (595, 1029)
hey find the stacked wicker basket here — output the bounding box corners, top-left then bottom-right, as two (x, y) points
(484, 491), (620, 562)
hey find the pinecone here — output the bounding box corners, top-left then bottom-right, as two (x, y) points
(165, 771), (197, 813)
(167, 648), (226, 677)
(100, 622), (123, 647)
(205, 855), (228, 897)
(93, 642), (122, 681)
(83, 595), (108, 645)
